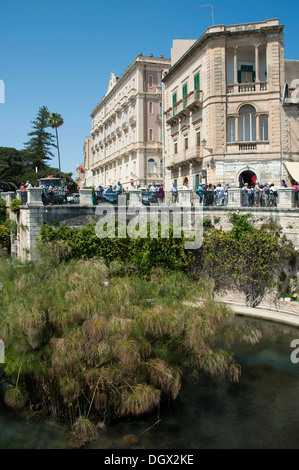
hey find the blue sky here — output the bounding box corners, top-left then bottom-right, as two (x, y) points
(0, 0), (298, 177)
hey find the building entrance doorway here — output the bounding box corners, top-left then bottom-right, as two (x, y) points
(239, 170), (256, 188)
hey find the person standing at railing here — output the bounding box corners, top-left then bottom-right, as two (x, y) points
(170, 182), (178, 203)
(269, 183), (278, 207)
(206, 184), (214, 206)
(197, 183), (204, 204)
(262, 183), (270, 207)
(157, 184), (165, 205)
(95, 184), (105, 203)
(242, 183), (250, 206)
(150, 183), (158, 203)
(253, 183), (262, 207)
(224, 183), (229, 206)
(215, 184), (224, 206)
(48, 181), (58, 205)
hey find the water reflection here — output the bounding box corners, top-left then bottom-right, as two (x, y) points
(1, 317), (299, 449)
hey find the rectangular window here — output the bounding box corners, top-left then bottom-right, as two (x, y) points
(227, 117), (235, 142)
(184, 135), (188, 150)
(174, 141), (178, 154)
(238, 65), (255, 83)
(196, 129), (201, 147)
(194, 73), (200, 91)
(172, 92), (177, 116)
(260, 115), (269, 141)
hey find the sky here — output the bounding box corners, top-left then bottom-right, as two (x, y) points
(0, 0), (298, 177)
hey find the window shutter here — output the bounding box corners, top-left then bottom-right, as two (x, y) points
(193, 175), (197, 190)
(194, 73), (200, 91)
(172, 93), (177, 116)
(238, 70), (241, 83)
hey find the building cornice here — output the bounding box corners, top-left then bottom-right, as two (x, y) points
(91, 56), (171, 117)
(163, 21), (284, 83)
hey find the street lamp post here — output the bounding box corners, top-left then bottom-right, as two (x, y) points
(201, 138), (215, 172)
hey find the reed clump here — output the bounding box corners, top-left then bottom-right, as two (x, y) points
(0, 251), (261, 447)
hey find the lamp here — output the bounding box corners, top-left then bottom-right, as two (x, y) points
(201, 138), (213, 154)
(201, 138), (214, 168)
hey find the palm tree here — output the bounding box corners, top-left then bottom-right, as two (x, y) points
(0, 167), (17, 191)
(48, 113), (64, 178)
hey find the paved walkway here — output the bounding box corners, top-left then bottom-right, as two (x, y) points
(220, 299), (299, 327)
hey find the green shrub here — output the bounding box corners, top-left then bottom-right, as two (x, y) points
(0, 199), (7, 224)
(0, 225), (10, 249)
(9, 198), (22, 214)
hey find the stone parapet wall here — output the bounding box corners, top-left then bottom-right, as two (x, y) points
(7, 204), (299, 261)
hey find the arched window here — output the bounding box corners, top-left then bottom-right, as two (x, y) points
(148, 75), (153, 88)
(148, 158), (155, 173)
(239, 105), (256, 142)
(148, 101), (153, 114)
(149, 128), (154, 141)
(260, 115), (269, 141)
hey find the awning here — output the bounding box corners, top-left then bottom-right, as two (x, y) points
(284, 162), (299, 183)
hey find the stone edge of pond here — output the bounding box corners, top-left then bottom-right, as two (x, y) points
(223, 301), (299, 328)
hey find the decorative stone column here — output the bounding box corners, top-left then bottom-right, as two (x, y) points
(80, 189), (93, 206)
(1, 191), (16, 206)
(278, 188), (295, 209)
(227, 188), (243, 207)
(128, 189), (142, 206)
(27, 188), (43, 206)
(255, 45), (260, 83)
(234, 47), (238, 90)
(178, 189), (192, 206)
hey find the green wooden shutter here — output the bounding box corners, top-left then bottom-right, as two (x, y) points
(193, 175), (197, 190)
(183, 84), (188, 109)
(172, 93), (177, 116)
(194, 73), (200, 91)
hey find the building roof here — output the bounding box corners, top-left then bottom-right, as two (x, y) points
(163, 18), (284, 83)
(91, 55), (171, 117)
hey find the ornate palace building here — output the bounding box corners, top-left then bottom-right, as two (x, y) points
(82, 54), (171, 189)
(163, 18), (299, 190)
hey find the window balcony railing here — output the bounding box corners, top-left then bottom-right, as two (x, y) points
(168, 146), (203, 166)
(165, 91), (203, 125)
(127, 88), (137, 102)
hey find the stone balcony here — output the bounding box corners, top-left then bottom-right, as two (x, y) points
(167, 145), (203, 169)
(227, 141), (270, 153)
(226, 82), (268, 94)
(165, 91), (203, 125)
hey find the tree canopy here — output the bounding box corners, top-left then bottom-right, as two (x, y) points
(24, 105), (56, 169)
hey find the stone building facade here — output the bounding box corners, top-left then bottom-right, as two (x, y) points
(163, 18), (298, 190)
(86, 54), (171, 189)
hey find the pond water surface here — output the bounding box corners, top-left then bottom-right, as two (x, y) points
(1, 316), (299, 449)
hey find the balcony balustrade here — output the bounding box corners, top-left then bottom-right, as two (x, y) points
(226, 82), (268, 94)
